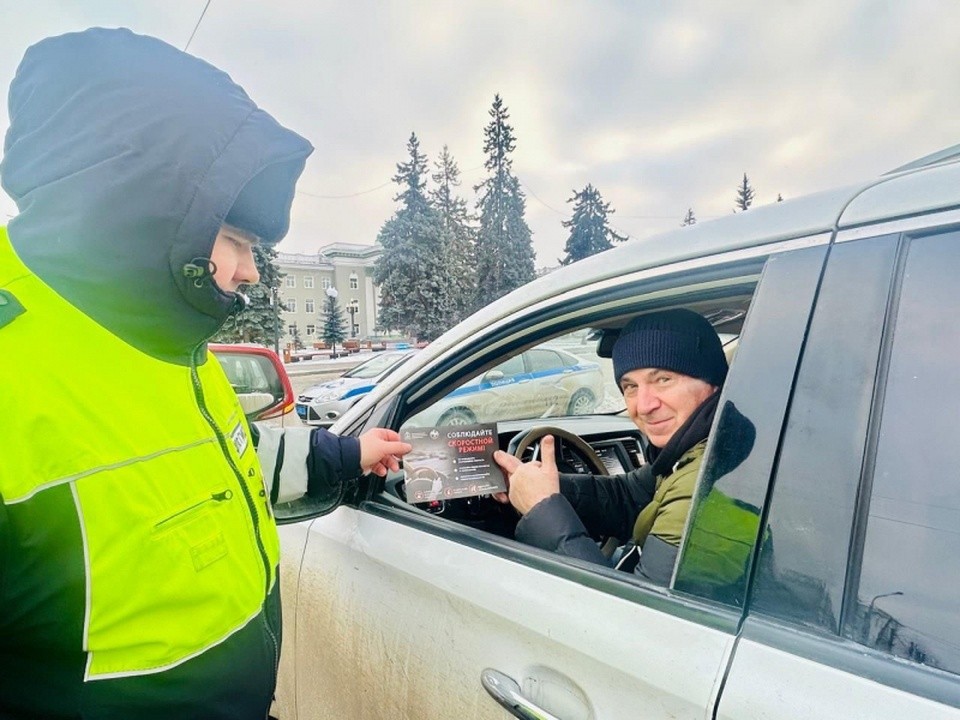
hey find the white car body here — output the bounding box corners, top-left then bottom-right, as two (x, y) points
(272, 146), (960, 719)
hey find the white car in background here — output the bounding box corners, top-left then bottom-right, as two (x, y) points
(295, 349), (416, 425)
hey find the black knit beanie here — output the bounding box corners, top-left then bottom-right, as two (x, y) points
(612, 309), (727, 387)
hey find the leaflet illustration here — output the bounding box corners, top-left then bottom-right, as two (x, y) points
(401, 423), (504, 502)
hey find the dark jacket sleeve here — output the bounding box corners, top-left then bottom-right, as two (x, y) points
(515, 494), (611, 566)
(558, 466), (656, 542)
(306, 428), (362, 483)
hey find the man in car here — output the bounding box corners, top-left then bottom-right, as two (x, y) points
(0, 28), (409, 719)
(494, 309), (727, 584)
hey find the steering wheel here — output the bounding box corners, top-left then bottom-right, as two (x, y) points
(506, 426), (623, 557)
(506, 426), (608, 477)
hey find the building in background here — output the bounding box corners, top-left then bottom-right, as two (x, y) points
(275, 242), (381, 347)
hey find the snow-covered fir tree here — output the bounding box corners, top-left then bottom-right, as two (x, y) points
(681, 207), (697, 226)
(735, 173), (755, 211)
(473, 94), (535, 309)
(373, 133), (458, 341)
(214, 243), (283, 348)
(321, 291), (347, 354)
(559, 184), (626, 265)
(430, 145), (476, 326)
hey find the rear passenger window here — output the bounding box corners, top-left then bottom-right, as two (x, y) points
(850, 230), (960, 675)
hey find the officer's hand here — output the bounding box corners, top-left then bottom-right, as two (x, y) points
(359, 428), (412, 477)
(492, 435), (560, 515)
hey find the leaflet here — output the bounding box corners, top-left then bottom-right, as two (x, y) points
(401, 423), (504, 502)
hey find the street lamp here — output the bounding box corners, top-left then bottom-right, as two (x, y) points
(269, 286), (280, 355)
(863, 590), (904, 639)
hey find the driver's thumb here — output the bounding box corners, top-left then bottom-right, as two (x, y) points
(541, 435), (558, 473)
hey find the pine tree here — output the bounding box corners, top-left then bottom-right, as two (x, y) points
(321, 291), (347, 355)
(735, 173), (755, 211)
(474, 94), (536, 309)
(559, 184), (626, 265)
(681, 208), (697, 226)
(214, 243), (283, 349)
(430, 145), (476, 325)
(373, 133), (457, 342)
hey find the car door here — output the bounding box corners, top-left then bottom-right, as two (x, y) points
(717, 227), (960, 717)
(276, 237), (828, 720)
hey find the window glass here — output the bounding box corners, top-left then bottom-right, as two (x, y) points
(749, 236), (898, 632)
(285, 275), (296, 288)
(304, 276), (314, 289)
(527, 348), (563, 373)
(402, 330), (621, 428)
(284, 299), (296, 313)
(305, 298), (315, 314)
(851, 230), (960, 675)
(349, 274), (359, 289)
(321, 277), (332, 289)
(305, 324), (315, 335)
(675, 246), (827, 607)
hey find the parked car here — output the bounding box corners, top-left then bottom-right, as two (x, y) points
(269, 145), (960, 720)
(295, 349), (417, 425)
(410, 345), (607, 427)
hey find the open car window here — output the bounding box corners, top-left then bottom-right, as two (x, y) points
(401, 330), (624, 430)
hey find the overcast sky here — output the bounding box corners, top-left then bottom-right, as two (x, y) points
(2, 1), (958, 266)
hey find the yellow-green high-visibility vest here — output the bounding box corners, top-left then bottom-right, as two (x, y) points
(0, 226), (280, 681)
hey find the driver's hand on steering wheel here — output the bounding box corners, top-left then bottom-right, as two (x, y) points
(493, 435), (561, 515)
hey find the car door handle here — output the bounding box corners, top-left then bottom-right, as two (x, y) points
(481, 668), (563, 720)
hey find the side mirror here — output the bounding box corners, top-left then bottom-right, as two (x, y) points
(483, 369), (505, 382)
(209, 344), (294, 421)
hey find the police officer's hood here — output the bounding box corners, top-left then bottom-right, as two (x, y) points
(1, 28), (313, 364)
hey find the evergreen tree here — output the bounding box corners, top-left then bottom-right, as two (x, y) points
(681, 208), (697, 226)
(321, 291), (347, 355)
(214, 244), (283, 349)
(373, 133), (457, 341)
(735, 173), (755, 211)
(474, 94), (536, 309)
(559, 184), (626, 265)
(430, 145), (476, 325)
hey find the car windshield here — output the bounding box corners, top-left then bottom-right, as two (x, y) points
(404, 330), (624, 429)
(343, 351), (411, 380)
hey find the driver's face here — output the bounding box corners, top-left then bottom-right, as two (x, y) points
(619, 368), (716, 448)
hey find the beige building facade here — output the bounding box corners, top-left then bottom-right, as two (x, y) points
(274, 242), (381, 347)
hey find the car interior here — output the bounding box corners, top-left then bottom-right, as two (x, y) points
(377, 284), (757, 546)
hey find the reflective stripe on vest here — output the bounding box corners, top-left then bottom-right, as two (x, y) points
(0, 227), (280, 679)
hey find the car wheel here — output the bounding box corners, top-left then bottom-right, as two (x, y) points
(437, 407), (478, 426)
(566, 388), (596, 415)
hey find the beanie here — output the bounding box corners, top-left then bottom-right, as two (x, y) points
(612, 309), (727, 387)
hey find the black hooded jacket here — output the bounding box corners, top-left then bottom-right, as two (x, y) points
(0, 28), (366, 720)
(2, 27), (312, 363)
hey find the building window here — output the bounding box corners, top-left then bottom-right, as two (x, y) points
(305, 324), (315, 336)
(322, 277), (332, 289)
(287, 324), (297, 336)
(285, 299), (296, 313)
(285, 275), (296, 289)
(305, 298), (315, 314)
(304, 276), (314, 289)
(349, 273), (359, 290)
